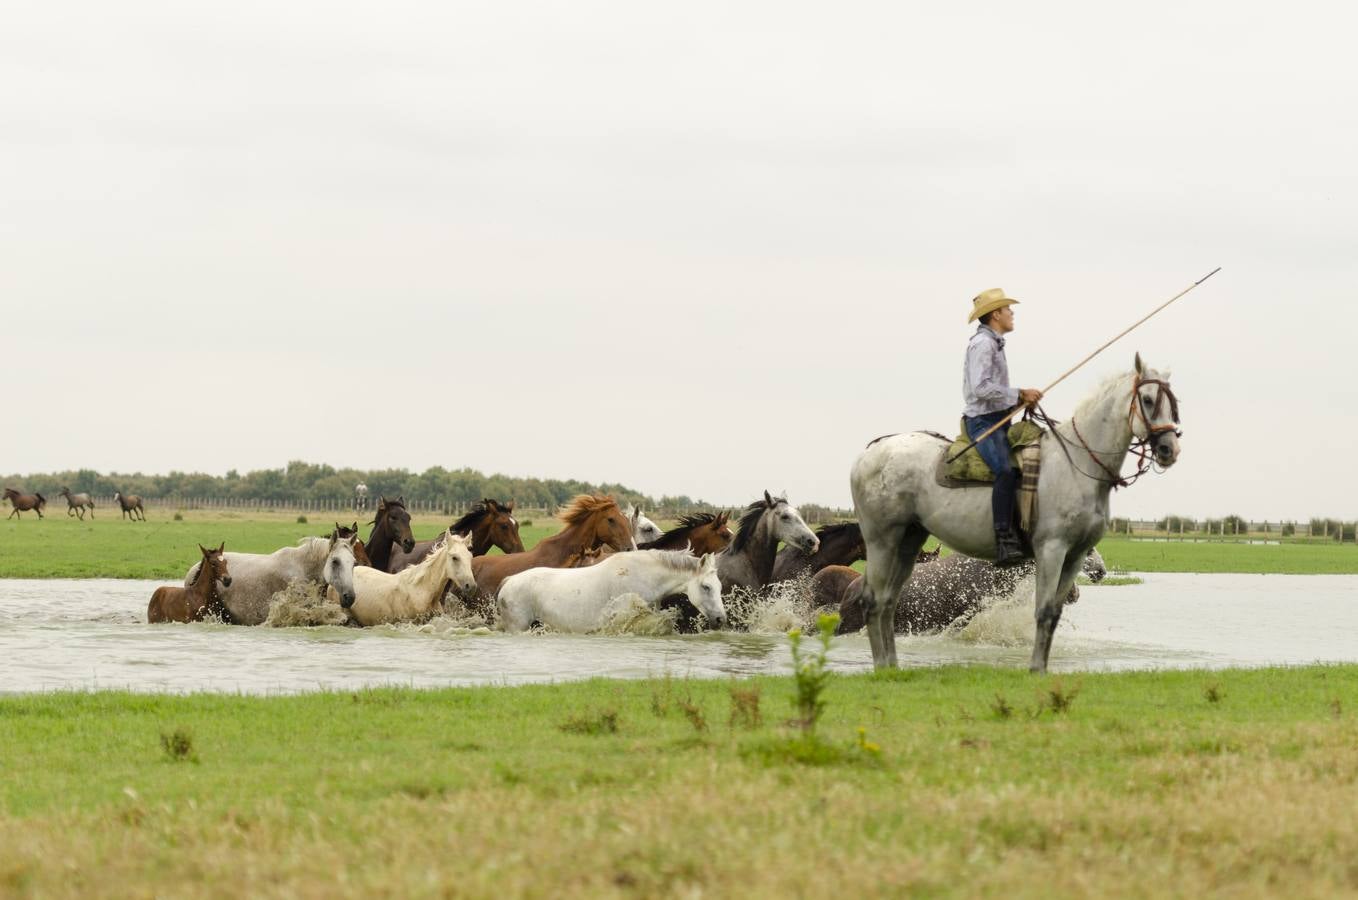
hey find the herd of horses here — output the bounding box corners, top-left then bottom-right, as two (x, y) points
(3, 488), (146, 520)
(147, 491), (1105, 643)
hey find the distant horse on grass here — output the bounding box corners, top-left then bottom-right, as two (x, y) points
(497, 550), (724, 633)
(113, 491), (145, 521)
(770, 521), (866, 584)
(362, 497), (416, 572)
(386, 498), (524, 573)
(150, 544), (231, 623)
(58, 488), (95, 520)
(4, 489), (45, 519)
(471, 495), (636, 599)
(850, 354), (1180, 672)
(342, 530), (476, 626)
(186, 533), (361, 625)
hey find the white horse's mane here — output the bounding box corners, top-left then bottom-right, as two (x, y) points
(1070, 370), (1136, 422)
(637, 548), (707, 572)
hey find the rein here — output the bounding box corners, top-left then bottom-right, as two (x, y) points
(1030, 375), (1180, 490)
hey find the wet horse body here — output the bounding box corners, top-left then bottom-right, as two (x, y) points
(386, 499), (523, 573)
(342, 531), (476, 626)
(850, 355), (1180, 672)
(151, 544), (231, 623)
(4, 489), (45, 519)
(185, 534), (360, 625)
(59, 488), (95, 520)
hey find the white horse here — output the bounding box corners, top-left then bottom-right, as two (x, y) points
(718, 492), (820, 593)
(497, 549), (724, 633)
(850, 354), (1180, 672)
(185, 533), (359, 626)
(625, 505), (664, 545)
(341, 530), (475, 626)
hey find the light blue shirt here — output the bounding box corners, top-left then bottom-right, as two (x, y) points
(963, 325), (1020, 417)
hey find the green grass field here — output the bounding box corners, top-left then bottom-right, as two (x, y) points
(3, 666), (1358, 896)
(1, 511), (1356, 579)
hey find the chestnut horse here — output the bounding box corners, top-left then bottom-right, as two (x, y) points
(471, 494), (635, 598)
(4, 489), (45, 519)
(386, 498), (524, 573)
(149, 544), (231, 623)
(639, 511), (735, 557)
(362, 497), (416, 571)
(59, 487), (95, 520)
(113, 491), (146, 521)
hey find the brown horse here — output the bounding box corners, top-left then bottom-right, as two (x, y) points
(148, 544), (231, 623)
(331, 522), (373, 567)
(471, 494), (635, 598)
(4, 488), (46, 519)
(58, 487), (95, 520)
(770, 521), (867, 584)
(387, 498), (525, 573)
(362, 497), (416, 571)
(113, 491), (146, 521)
(639, 511), (735, 557)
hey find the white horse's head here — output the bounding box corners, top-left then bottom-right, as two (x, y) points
(433, 530), (477, 601)
(766, 491), (819, 555)
(325, 533), (359, 608)
(626, 505), (664, 545)
(1132, 353), (1180, 468)
(684, 553), (726, 628)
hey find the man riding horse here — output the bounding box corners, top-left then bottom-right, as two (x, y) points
(963, 288), (1043, 566)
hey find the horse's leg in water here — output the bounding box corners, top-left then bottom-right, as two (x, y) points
(1029, 542), (1082, 672)
(862, 523), (929, 668)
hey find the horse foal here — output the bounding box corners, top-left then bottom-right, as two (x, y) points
(149, 544), (231, 624)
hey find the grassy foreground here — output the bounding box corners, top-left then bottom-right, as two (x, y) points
(2, 511), (1356, 578)
(5, 667), (1358, 897)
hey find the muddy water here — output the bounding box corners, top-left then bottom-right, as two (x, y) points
(2, 573), (1355, 694)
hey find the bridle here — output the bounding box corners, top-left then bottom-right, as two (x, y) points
(1031, 374), (1180, 490)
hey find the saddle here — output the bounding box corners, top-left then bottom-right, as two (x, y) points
(933, 419), (1045, 539)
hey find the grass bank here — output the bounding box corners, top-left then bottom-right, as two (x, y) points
(2, 512), (1356, 579)
(3, 666), (1358, 896)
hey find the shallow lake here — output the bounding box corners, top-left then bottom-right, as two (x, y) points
(2, 573), (1355, 694)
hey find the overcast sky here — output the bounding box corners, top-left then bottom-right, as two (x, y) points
(2, 1), (1354, 519)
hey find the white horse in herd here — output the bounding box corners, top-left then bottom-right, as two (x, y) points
(186, 533), (360, 625)
(340, 530), (475, 626)
(496, 549), (725, 633)
(625, 505), (664, 545)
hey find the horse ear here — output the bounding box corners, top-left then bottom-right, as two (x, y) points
(1134, 352), (1144, 375)
(764, 490), (773, 507)
(199, 543), (208, 555)
(506, 500), (514, 512)
(217, 542), (225, 553)
(700, 553), (715, 570)
(350, 522), (358, 532)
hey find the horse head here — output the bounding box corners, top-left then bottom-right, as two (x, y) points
(325, 532), (359, 608)
(199, 542), (231, 590)
(764, 490), (819, 555)
(560, 495), (635, 553)
(684, 553), (726, 628)
(376, 497), (416, 553)
(482, 499), (525, 554)
(626, 505), (664, 545)
(434, 530), (477, 601)
(1132, 353), (1180, 468)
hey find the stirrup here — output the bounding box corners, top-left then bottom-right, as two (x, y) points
(993, 529), (1026, 568)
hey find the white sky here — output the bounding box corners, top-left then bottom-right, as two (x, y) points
(2, 1), (1354, 519)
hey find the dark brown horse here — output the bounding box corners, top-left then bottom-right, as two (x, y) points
(639, 511), (735, 557)
(770, 521), (867, 584)
(4, 489), (45, 519)
(148, 544), (231, 623)
(58, 487), (95, 520)
(331, 522), (373, 567)
(113, 491), (146, 521)
(471, 494), (635, 598)
(387, 498), (525, 573)
(362, 497), (416, 572)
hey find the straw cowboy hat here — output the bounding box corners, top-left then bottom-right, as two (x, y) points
(967, 288), (1020, 323)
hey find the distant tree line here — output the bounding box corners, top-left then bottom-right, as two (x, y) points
(0, 462), (710, 512)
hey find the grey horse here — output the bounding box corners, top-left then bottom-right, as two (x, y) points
(58, 487), (95, 520)
(717, 492), (819, 593)
(185, 533), (359, 625)
(850, 354), (1180, 672)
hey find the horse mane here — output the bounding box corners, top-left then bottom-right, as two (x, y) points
(558, 494), (617, 526)
(450, 498), (507, 534)
(815, 521), (860, 541)
(641, 548), (705, 572)
(675, 512), (720, 530)
(730, 495), (783, 554)
(1071, 370), (1136, 422)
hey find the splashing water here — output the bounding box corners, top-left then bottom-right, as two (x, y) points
(725, 574), (819, 635)
(595, 593), (680, 636)
(947, 571), (1037, 646)
(265, 581), (349, 628)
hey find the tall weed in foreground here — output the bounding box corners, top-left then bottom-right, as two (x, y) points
(788, 613), (839, 735)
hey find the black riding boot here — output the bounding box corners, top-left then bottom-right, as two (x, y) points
(991, 468), (1025, 567)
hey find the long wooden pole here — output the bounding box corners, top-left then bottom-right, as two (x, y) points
(947, 267), (1221, 463)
